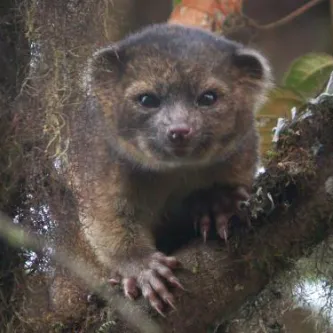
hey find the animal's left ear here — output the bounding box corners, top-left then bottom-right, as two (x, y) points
(231, 47), (272, 87)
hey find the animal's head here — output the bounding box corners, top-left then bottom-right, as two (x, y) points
(88, 24), (272, 170)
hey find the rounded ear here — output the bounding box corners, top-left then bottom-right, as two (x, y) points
(82, 45), (125, 95)
(89, 46), (125, 83)
(232, 47), (272, 87)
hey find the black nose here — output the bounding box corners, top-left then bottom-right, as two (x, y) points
(167, 126), (193, 144)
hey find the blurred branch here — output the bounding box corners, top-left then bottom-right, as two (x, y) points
(242, 0), (325, 30)
(0, 211), (163, 333)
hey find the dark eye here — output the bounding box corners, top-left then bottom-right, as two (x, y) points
(196, 91), (218, 107)
(138, 93), (161, 108)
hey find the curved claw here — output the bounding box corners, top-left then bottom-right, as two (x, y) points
(109, 278), (120, 286)
(165, 297), (177, 311)
(123, 277), (139, 300)
(115, 253), (182, 316)
(200, 215), (211, 243)
(215, 213), (230, 241)
(169, 276), (185, 291)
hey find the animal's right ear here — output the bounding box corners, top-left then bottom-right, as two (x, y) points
(88, 46), (125, 83)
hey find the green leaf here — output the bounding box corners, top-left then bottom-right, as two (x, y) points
(256, 87), (305, 154)
(283, 53), (333, 99)
(257, 86), (305, 118)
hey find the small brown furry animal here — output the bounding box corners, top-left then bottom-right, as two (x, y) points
(75, 23), (272, 315)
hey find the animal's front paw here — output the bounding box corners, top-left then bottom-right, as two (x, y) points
(188, 186), (250, 242)
(109, 252), (183, 316)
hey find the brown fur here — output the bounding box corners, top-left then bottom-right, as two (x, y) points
(71, 23), (272, 312)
